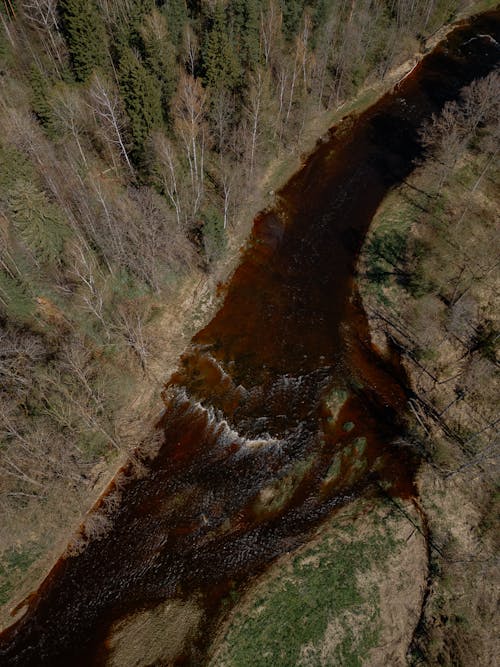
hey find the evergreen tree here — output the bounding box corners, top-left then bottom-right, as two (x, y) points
(160, 0), (189, 49)
(140, 9), (177, 123)
(0, 143), (34, 199)
(229, 0), (262, 71)
(9, 182), (68, 268)
(29, 67), (55, 136)
(110, 0), (155, 60)
(309, 0), (334, 47)
(59, 0), (108, 82)
(202, 2), (242, 91)
(118, 49), (163, 164)
(280, 0), (306, 39)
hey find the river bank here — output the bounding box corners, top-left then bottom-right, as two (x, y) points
(3, 1), (488, 631)
(1, 7), (498, 665)
(357, 77), (499, 664)
(1, 8), (499, 667)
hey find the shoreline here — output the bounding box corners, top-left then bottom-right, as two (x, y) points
(0, 0), (494, 632)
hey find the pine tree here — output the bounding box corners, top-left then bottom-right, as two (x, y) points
(309, 0), (334, 48)
(59, 0), (108, 82)
(29, 66), (55, 136)
(161, 0), (188, 49)
(140, 9), (177, 123)
(280, 0), (306, 39)
(243, 0), (262, 70)
(229, 0), (262, 71)
(202, 2), (242, 92)
(9, 182), (68, 267)
(118, 48), (163, 164)
(110, 0), (155, 59)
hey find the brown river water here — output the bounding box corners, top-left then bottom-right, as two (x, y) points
(1, 10), (499, 666)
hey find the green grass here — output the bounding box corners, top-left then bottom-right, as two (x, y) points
(212, 513), (400, 667)
(254, 457), (315, 516)
(0, 543), (42, 606)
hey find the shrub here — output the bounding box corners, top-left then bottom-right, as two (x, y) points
(202, 208), (226, 264)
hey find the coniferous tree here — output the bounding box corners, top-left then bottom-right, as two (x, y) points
(9, 182), (68, 268)
(161, 0), (188, 49)
(140, 9), (177, 123)
(280, 0), (306, 39)
(244, 0), (262, 70)
(110, 0), (154, 59)
(118, 48), (162, 165)
(230, 0), (262, 72)
(59, 0), (108, 82)
(29, 66), (55, 136)
(202, 2), (242, 92)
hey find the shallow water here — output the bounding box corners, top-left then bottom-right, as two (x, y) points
(1, 9), (499, 666)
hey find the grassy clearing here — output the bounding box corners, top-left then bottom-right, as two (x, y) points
(210, 498), (424, 667)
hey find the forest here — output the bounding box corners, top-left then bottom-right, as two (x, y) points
(0, 0), (484, 640)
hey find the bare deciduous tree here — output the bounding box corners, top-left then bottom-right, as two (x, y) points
(153, 132), (184, 228)
(21, 0), (65, 71)
(52, 86), (88, 165)
(114, 298), (151, 371)
(182, 23), (199, 76)
(245, 69), (265, 178)
(89, 74), (134, 175)
(259, 0), (282, 67)
(173, 72), (208, 224)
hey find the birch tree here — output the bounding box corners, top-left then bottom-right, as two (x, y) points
(173, 72), (208, 225)
(21, 0), (65, 72)
(89, 73), (134, 175)
(52, 85), (88, 165)
(153, 131), (184, 228)
(245, 68), (266, 178)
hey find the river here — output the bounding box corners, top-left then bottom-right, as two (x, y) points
(1, 9), (499, 666)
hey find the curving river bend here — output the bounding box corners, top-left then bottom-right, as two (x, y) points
(1, 9), (499, 666)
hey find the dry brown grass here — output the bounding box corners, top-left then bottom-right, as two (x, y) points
(359, 106), (499, 666)
(107, 597), (204, 667)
